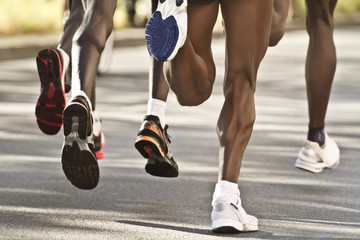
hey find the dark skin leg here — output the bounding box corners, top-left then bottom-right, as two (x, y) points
(71, 0), (117, 110)
(163, 0), (273, 183)
(164, 1), (218, 106)
(58, 0), (84, 56)
(218, 0), (273, 182)
(305, 0), (337, 129)
(151, 0), (286, 107)
(150, 59), (169, 101)
(269, 0), (290, 47)
(149, 0), (169, 102)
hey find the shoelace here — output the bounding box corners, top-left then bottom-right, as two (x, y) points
(164, 125), (171, 144)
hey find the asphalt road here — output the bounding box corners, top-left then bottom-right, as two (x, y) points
(0, 26), (359, 240)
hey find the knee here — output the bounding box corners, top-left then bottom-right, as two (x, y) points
(306, 9), (335, 34)
(74, 14), (113, 52)
(226, 70), (257, 94)
(74, 29), (105, 53)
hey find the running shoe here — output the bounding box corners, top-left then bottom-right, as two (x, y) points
(295, 133), (340, 173)
(211, 197), (259, 233)
(61, 95), (99, 190)
(35, 48), (69, 135)
(145, 0), (188, 62)
(134, 115), (178, 177)
(93, 112), (106, 159)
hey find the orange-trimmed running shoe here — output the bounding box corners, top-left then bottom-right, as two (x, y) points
(135, 115), (178, 177)
(35, 48), (69, 135)
(61, 95), (99, 190)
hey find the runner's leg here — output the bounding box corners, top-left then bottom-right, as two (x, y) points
(134, 0), (178, 178)
(218, 0), (273, 182)
(305, 0), (337, 131)
(212, 0), (273, 232)
(163, 1), (219, 106)
(58, 0), (84, 57)
(61, 0), (117, 189)
(71, 0), (117, 110)
(294, 0), (339, 173)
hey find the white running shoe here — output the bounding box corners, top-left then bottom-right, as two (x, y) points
(211, 197), (258, 233)
(295, 133), (340, 173)
(145, 0), (188, 62)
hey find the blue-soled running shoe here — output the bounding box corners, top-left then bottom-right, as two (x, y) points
(145, 0), (188, 62)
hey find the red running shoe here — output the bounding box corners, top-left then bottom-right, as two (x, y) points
(93, 112), (106, 159)
(35, 48), (69, 135)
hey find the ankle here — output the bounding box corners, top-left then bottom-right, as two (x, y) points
(212, 180), (240, 205)
(307, 126), (325, 146)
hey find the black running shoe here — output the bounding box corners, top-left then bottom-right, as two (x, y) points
(61, 95), (99, 190)
(135, 115), (178, 177)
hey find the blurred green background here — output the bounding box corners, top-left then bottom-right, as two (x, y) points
(0, 0), (359, 35)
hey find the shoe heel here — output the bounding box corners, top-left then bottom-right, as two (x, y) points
(63, 103), (89, 139)
(36, 49), (62, 87)
(135, 137), (164, 158)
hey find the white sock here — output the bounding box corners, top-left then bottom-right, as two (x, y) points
(147, 98), (166, 128)
(56, 48), (70, 70)
(212, 180), (240, 205)
(70, 45), (81, 100)
(70, 76), (81, 99)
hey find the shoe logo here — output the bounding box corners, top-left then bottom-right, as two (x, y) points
(230, 203), (238, 210)
(314, 130), (325, 146)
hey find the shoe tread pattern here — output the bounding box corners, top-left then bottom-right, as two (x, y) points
(35, 48), (65, 135)
(61, 97), (99, 189)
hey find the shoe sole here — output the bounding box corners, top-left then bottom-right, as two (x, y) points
(295, 159), (324, 173)
(327, 156), (340, 169)
(61, 103), (99, 190)
(135, 137), (178, 178)
(145, 11), (179, 61)
(211, 219), (258, 233)
(35, 49), (66, 135)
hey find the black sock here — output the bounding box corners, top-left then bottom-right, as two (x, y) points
(307, 126), (325, 146)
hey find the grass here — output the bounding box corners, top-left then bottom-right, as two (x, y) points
(0, 0), (133, 35)
(0, 0), (62, 34)
(0, 0), (359, 35)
